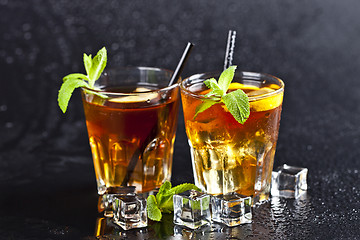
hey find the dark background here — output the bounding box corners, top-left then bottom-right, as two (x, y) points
(1, 0), (360, 239)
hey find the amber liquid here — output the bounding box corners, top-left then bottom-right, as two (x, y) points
(82, 86), (179, 194)
(181, 83), (283, 197)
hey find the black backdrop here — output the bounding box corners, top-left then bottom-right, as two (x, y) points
(1, 1), (360, 239)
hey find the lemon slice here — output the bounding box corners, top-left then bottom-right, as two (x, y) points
(109, 87), (159, 103)
(134, 87), (153, 92)
(250, 90), (283, 112)
(267, 84), (281, 90)
(228, 82), (259, 91)
(247, 87), (274, 97)
(225, 83), (283, 112)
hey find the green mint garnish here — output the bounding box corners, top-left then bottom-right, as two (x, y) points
(147, 195), (162, 222)
(146, 181), (201, 222)
(149, 214), (174, 239)
(58, 47), (107, 113)
(194, 65), (250, 124)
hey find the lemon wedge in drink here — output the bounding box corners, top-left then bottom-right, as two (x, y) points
(248, 87), (283, 112)
(228, 82), (259, 91)
(228, 83), (283, 112)
(110, 87), (159, 103)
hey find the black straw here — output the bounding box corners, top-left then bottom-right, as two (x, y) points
(224, 30), (236, 70)
(168, 42), (194, 86)
(121, 42), (193, 187)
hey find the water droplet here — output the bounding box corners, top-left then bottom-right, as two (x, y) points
(132, 11), (140, 19)
(22, 23), (31, 31)
(111, 43), (119, 51)
(146, 99), (151, 103)
(5, 122), (13, 128)
(158, 24), (166, 32)
(15, 48), (23, 56)
(24, 32), (32, 40)
(0, 0), (8, 6)
(6, 57), (13, 64)
(195, 54), (202, 61)
(0, 105), (7, 111)
(25, 73), (34, 81)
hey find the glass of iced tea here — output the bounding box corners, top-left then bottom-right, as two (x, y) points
(81, 67), (180, 195)
(180, 71), (284, 204)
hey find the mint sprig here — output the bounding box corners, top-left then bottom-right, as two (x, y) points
(58, 47), (107, 113)
(146, 181), (201, 221)
(194, 65), (250, 124)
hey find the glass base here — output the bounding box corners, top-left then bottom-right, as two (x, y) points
(253, 191), (270, 206)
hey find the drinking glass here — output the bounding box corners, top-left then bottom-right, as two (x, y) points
(81, 67), (180, 195)
(180, 71), (284, 204)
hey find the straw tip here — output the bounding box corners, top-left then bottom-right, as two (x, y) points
(168, 42), (194, 86)
(187, 42), (195, 48)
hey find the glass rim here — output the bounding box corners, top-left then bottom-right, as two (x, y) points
(180, 71), (284, 102)
(81, 66), (179, 96)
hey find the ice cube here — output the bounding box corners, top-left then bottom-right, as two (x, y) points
(142, 138), (170, 185)
(173, 190), (211, 229)
(98, 187), (136, 217)
(211, 192), (252, 226)
(112, 192), (147, 230)
(271, 164), (308, 199)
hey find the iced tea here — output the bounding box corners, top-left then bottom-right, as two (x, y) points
(82, 67), (180, 194)
(180, 72), (284, 202)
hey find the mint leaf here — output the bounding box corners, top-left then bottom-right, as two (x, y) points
(146, 181), (202, 221)
(218, 65), (237, 91)
(149, 214), (174, 238)
(157, 181), (172, 197)
(89, 47), (107, 87)
(204, 90), (223, 98)
(204, 78), (224, 98)
(63, 73), (89, 82)
(58, 78), (89, 113)
(168, 183), (201, 195)
(156, 181), (174, 214)
(159, 183), (201, 214)
(194, 100), (218, 119)
(204, 78), (215, 89)
(193, 65), (250, 124)
(58, 47), (107, 113)
(83, 53), (92, 76)
(222, 89), (250, 124)
(147, 195), (162, 221)
(156, 181), (172, 211)
(204, 78), (222, 93)
(157, 194), (174, 214)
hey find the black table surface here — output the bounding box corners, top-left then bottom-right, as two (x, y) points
(1, 1), (360, 239)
